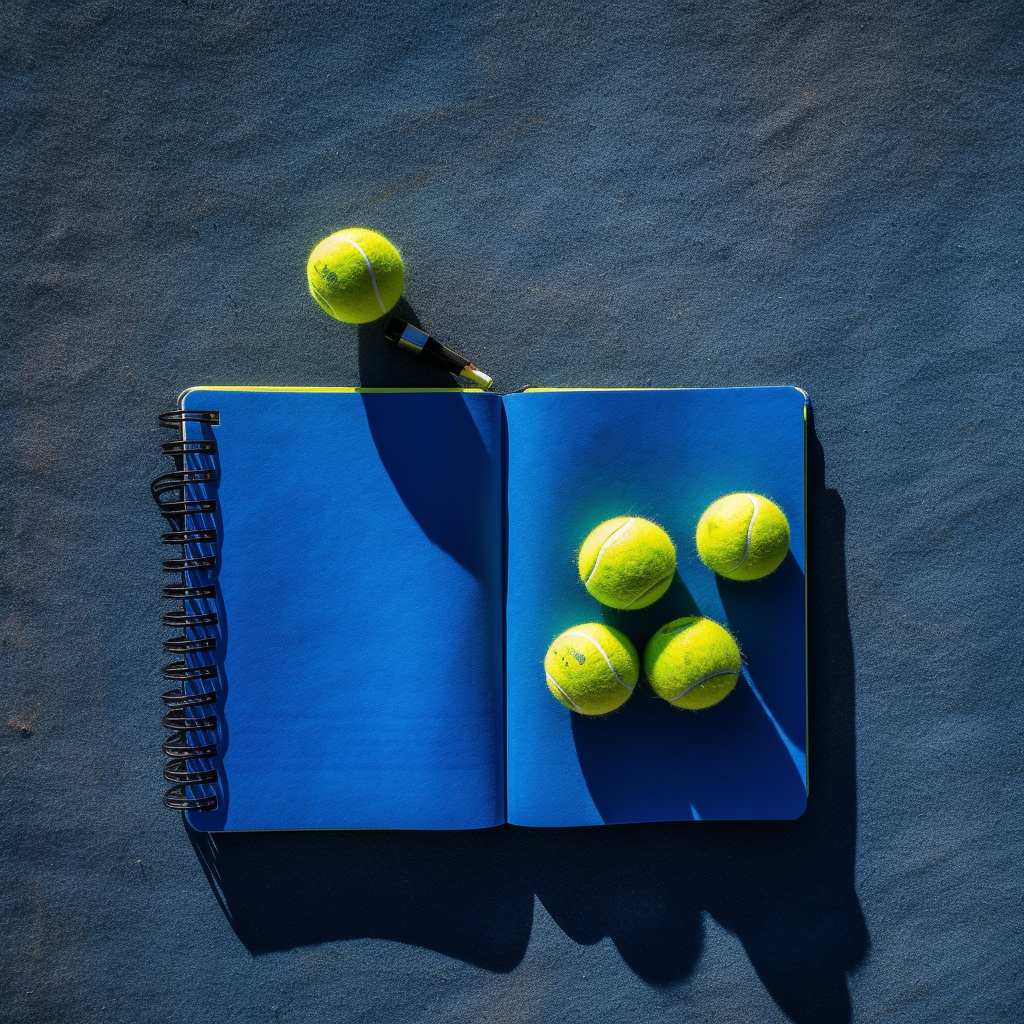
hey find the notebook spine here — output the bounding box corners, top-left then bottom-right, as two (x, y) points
(153, 408), (221, 812)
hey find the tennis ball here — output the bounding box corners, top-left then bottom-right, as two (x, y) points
(695, 493), (790, 582)
(306, 228), (405, 324)
(578, 517), (676, 610)
(644, 616), (742, 711)
(544, 623), (639, 716)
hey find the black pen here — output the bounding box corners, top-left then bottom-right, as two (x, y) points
(383, 317), (494, 390)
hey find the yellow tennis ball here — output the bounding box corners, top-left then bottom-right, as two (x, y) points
(695, 493), (790, 582)
(578, 517), (676, 610)
(544, 622), (639, 716)
(306, 228), (405, 324)
(644, 616), (742, 711)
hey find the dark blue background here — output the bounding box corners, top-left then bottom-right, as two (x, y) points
(2, 3), (1021, 1022)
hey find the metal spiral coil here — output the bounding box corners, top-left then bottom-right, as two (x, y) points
(154, 407), (221, 813)
(161, 439), (217, 457)
(162, 660), (218, 681)
(163, 635), (218, 654)
(152, 468), (216, 501)
(162, 687), (217, 708)
(162, 609), (218, 628)
(161, 554), (218, 573)
(162, 583), (216, 600)
(159, 409), (221, 429)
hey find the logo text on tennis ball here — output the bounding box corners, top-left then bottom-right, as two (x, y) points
(578, 516), (677, 610)
(305, 227), (405, 325)
(543, 623), (639, 716)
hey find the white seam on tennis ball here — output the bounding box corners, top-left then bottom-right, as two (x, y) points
(659, 620), (698, 637)
(546, 672), (583, 712)
(585, 518), (634, 585)
(728, 494), (759, 571)
(563, 631), (634, 690)
(339, 234), (386, 313)
(627, 571), (673, 608)
(668, 668), (737, 704)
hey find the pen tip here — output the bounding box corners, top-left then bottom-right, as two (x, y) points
(460, 366), (494, 390)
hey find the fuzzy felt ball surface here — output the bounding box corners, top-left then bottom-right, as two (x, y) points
(544, 623), (639, 716)
(644, 616), (742, 711)
(306, 227), (405, 324)
(578, 516), (676, 610)
(695, 493), (790, 582)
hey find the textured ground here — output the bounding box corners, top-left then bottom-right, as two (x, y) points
(1, 3), (1022, 1022)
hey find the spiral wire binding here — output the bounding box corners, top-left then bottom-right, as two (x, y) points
(154, 408), (221, 811)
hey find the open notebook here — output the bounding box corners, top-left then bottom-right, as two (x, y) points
(154, 386), (807, 831)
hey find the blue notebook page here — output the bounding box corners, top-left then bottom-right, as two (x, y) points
(178, 388), (506, 831)
(504, 387), (808, 826)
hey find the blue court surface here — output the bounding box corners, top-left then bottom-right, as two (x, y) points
(2, 4), (1021, 1023)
